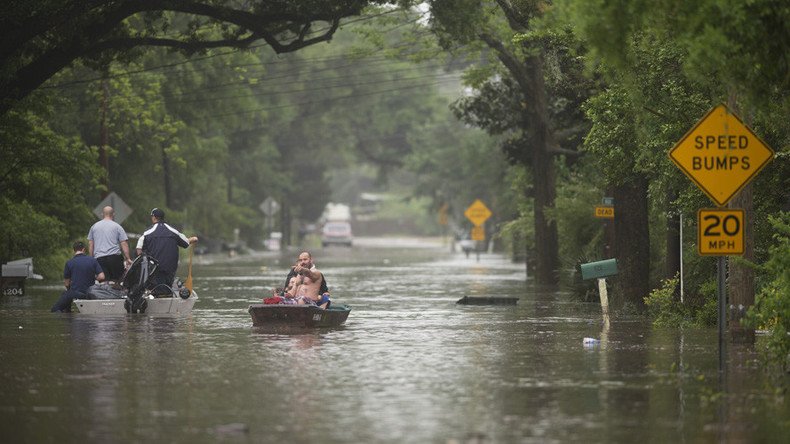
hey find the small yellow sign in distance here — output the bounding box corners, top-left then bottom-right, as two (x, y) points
(697, 208), (744, 256)
(594, 206), (614, 219)
(464, 199), (492, 227)
(471, 226), (485, 241)
(669, 104), (774, 207)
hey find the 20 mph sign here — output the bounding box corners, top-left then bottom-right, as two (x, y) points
(669, 104), (774, 206)
(698, 209), (744, 256)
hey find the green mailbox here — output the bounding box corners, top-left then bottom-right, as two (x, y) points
(580, 258), (618, 280)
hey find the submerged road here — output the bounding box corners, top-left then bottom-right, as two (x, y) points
(0, 238), (787, 443)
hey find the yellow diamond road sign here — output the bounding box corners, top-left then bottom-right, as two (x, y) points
(669, 104), (774, 207)
(464, 199), (492, 227)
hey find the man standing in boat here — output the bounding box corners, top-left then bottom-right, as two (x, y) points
(136, 208), (198, 295)
(88, 206), (132, 282)
(290, 251), (330, 308)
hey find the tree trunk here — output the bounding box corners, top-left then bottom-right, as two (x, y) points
(531, 136), (559, 285)
(162, 146), (172, 208)
(526, 57), (559, 286)
(98, 78), (110, 197)
(478, 32), (561, 286)
(227, 176), (233, 203)
(728, 183), (755, 343)
(613, 177), (650, 309)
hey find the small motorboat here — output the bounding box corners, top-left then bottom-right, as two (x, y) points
(248, 303), (351, 328)
(73, 291), (197, 314)
(73, 254), (197, 315)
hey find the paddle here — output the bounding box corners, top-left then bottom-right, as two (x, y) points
(184, 244), (194, 292)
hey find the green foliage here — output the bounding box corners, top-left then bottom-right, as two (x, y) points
(0, 99), (102, 277)
(3, 11), (475, 259)
(581, 86), (640, 184)
(744, 212), (790, 372)
(403, 123), (517, 234)
(547, 159), (603, 268)
(497, 165), (533, 258)
(644, 275), (717, 328)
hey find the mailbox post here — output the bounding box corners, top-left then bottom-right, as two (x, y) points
(580, 259), (618, 325)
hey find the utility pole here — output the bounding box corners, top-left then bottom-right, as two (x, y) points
(99, 77), (110, 198)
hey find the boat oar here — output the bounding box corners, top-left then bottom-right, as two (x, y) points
(184, 244), (194, 292)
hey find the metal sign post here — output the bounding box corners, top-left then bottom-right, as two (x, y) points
(717, 257), (727, 373)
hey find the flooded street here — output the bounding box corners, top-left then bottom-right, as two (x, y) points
(1, 238), (787, 443)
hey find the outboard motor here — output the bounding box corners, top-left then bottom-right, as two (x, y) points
(120, 254), (159, 313)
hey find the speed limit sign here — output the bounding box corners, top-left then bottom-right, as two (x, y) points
(698, 209), (744, 256)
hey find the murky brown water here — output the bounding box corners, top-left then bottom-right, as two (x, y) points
(1, 238), (787, 443)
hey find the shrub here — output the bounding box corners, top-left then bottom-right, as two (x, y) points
(744, 212), (790, 373)
(645, 274), (717, 328)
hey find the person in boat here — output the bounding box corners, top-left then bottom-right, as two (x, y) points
(88, 205), (133, 282)
(281, 261), (301, 298)
(286, 251), (330, 308)
(51, 241), (105, 312)
(136, 208), (198, 295)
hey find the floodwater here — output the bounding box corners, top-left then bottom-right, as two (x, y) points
(1, 237), (788, 443)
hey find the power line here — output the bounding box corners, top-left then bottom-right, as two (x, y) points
(168, 62), (452, 105)
(198, 75), (461, 120)
(162, 56), (434, 98)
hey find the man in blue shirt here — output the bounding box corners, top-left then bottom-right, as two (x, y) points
(136, 208), (198, 295)
(51, 241), (105, 312)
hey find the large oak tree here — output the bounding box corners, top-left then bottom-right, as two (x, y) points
(0, 0), (390, 115)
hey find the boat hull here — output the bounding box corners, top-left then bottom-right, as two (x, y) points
(248, 304), (350, 328)
(74, 293), (197, 314)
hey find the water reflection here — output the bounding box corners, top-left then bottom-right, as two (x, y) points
(1, 240), (788, 442)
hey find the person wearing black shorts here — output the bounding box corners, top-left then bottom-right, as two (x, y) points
(88, 206), (132, 281)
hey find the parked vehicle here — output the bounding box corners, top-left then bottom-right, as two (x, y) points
(321, 221), (353, 247)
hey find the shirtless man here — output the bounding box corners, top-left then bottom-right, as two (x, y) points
(290, 251), (330, 308)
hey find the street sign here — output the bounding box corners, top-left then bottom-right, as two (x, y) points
(698, 208), (744, 256)
(93, 192), (132, 225)
(471, 226), (485, 241)
(669, 104), (774, 206)
(259, 197), (280, 216)
(602, 197), (614, 206)
(464, 199), (492, 227)
(594, 206), (614, 219)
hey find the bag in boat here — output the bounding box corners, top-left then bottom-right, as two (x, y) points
(263, 296), (283, 305)
(85, 282), (125, 300)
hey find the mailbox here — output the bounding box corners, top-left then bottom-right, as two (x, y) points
(580, 258), (618, 280)
(1, 258), (42, 296)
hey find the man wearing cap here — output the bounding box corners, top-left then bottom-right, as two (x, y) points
(88, 206), (132, 282)
(51, 241), (105, 312)
(136, 208), (198, 294)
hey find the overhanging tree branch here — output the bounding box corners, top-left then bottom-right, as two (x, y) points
(0, 0), (376, 116)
